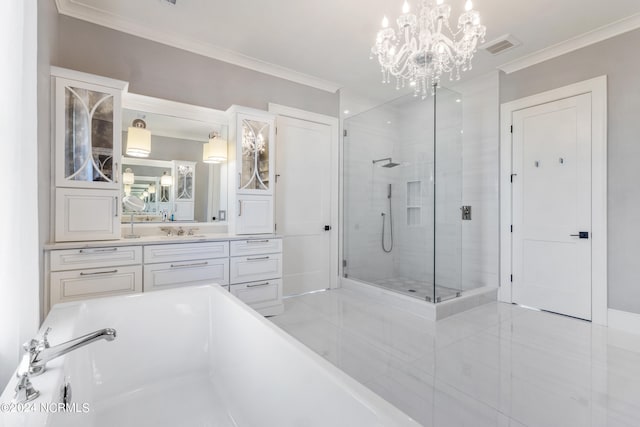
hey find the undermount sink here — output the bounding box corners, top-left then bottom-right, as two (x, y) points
(159, 234), (208, 239)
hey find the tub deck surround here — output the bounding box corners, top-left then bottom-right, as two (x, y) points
(44, 233), (284, 317)
(0, 286), (420, 427)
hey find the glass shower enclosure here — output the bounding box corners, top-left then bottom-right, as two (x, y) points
(343, 87), (463, 303)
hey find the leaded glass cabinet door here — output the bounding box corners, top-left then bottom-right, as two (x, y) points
(173, 161), (196, 221)
(55, 77), (122, 189)
(236, 114), (275, 195)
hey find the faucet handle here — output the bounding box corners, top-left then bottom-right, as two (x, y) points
(41, 327), (51, 349)
(22, 338), (43, 354)
(14, 373), (39, 403)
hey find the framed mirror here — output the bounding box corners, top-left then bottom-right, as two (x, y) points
(121, 93), (229, 223)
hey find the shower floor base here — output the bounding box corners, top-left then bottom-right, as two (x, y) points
(372, 276), (461, 302)
(342, 277), (498, 321)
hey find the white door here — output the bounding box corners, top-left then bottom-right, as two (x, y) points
(275, 116), (333, 296)
(512, 93), (592, 320)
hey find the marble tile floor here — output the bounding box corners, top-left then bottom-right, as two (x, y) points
(270, 288), (640, 427)
(372, 276), (461, 302)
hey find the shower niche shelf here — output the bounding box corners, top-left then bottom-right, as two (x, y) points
(406, 181), (422, 226)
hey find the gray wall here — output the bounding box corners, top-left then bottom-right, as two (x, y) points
(500, 28), (640, 314)
(55, 15), (339, 116)
(38, 0), (59, 320)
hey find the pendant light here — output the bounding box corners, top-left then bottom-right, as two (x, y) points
(122, 168), (135, 185)
(160, 171), (173, 187)
(126, 118), (151, 158)
(203, 132), (227, 164)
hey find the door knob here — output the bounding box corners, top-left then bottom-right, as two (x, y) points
(570, 232), (589, 239)
(324, 225), (332, 231)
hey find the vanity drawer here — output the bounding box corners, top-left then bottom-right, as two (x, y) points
(143, 258), (229, 292)
(144, 241), (229, 264)
(230, 253), (282, 284)
(50, 246), (142, 271)
(50, 265), (142, 305)
(230, 238), (282, 257)
(230, 279), (282, 309)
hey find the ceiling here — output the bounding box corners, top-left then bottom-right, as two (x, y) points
(57, 0), (640, 101)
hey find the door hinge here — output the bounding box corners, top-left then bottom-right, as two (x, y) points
(274, 223), (277, 231)
(275, 127), (278, 135)
(510, 274), (513, 282)
(510, 125), (513, 133)
(342, 259), (347, 268)
(343, 129), (348, 137)
(510, 225), (513, 233)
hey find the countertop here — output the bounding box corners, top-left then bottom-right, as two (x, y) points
(44, 233), (281, 251)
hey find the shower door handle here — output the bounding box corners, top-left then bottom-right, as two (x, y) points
(324, 225), (332, 231)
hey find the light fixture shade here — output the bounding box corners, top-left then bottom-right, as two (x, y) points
(160, 172), (173, 187)
(203, 134), (227, 164)
(148, 184), (156, 194)
(124, 184), (132, 195)
(126, 126), (151, 158)
(122, 168), (135, 185)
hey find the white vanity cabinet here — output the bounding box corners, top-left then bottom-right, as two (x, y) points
(143, 242), (229, 292)
(51, 67), (129, 242)
(49, 246), (142, 307)
(46, 236), (282, 317)
(229, 238), (283, 316)
(228, 107), (276, 234)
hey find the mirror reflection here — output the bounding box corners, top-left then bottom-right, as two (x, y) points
(121, 107), (228, 223)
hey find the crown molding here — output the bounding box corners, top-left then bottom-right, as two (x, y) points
(55, 0), (342, 93)
(500, 12), (640, 74)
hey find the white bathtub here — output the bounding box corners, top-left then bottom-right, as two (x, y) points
(1, 285), (419, 427)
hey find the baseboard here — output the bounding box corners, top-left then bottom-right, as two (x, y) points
(608, 309), (640, 335)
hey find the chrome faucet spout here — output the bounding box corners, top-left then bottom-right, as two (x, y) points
(28, 328), (116, 376)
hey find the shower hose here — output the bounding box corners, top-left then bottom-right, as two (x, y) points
(381, 198), (393, 253)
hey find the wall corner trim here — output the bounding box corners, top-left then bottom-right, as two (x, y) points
(499, 13), (640, 74)
(608, 309), (640, 335)
(54, 0), (342, 94)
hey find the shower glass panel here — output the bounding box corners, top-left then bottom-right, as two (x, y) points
(343, 87), (463, 303)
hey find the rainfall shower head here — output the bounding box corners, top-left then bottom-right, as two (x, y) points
(372, 158), (401, 168)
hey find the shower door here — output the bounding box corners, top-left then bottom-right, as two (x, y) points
(343, 87), (463, 302)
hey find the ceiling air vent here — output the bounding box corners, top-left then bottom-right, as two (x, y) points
(480, 35), (520, 55)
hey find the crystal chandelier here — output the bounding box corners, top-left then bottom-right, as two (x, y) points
(371, 0), (486, 98)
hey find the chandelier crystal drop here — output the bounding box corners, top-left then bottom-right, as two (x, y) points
(371, 0), (486, 98)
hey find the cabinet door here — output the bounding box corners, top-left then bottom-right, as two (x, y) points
(230, 238), (282, 256)
(143, 258), (229, 292)
(230, 279), (283, 316)
(55, 188), (121, 242)
(50, 246), (142, 271)
(55, 77), (122, 190)
(236, 114), (274, 195)
(50, 265), (142, 306)
(236, 195), (274, 235)
(230, 253), (282, 284)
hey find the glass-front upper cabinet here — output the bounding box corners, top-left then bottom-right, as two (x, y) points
(53, 71), (127, 190)
(236, 112), (275, 195)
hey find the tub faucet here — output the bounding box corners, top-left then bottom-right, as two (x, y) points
(18, 327), (117, 377)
